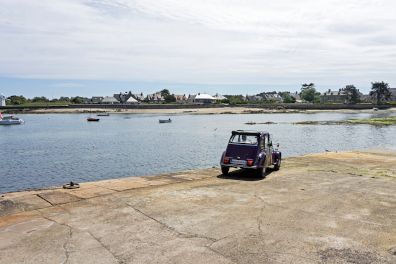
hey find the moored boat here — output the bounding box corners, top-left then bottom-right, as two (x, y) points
(0, 113), (24, 125)
(97, 113), (110, 116)
(87, 117), (100, 122)
(159, 118), (172, 123)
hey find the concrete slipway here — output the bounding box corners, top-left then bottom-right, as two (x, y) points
(1, 150), (396, 263)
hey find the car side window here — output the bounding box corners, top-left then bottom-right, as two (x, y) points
(264, 135), (271, 149)
(260, 137), (265, 149)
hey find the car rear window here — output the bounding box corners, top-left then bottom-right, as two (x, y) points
(229, 134), (258, 145)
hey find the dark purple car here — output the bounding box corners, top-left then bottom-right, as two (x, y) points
(220, 130), (281, 176)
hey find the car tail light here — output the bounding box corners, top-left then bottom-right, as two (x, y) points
(246, 159), (254, 166)
(223, 157), (230, 164)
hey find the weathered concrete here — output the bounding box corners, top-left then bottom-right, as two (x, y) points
(1, 151), (396, 263)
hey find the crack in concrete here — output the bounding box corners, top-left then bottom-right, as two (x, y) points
(257, 206), (264, 235)
(91, 184), (121, 193)
(126, 203), (217, 243)
(85, 230), (125, 264)
(204, 245), (237, 263)
(125, 203), (238, 262)
(62, 226), (72, 264)
(249, 194), (342, 263)
(36, 194), (55, 206)
(254, 194), (265, 235)
(126, 193), (313, 263)
(125, 203), (246, 263)
(37, 211), (72, 264)
(37, 209), (123, 264)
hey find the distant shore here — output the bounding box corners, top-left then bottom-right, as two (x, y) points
(2, 104), (395, 115)
(4, 107), (396, 115)
(18, 107), (303, 115)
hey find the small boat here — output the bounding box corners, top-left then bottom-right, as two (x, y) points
(0, 114), (24, 125)
(159, 118), (172, 123)
(373, 107), (378, 111)
(97, 113), (110, 116)
(87, 117), (100, 122)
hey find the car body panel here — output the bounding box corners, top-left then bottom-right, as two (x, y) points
(220, 130), (281, 170)
(225, 144), (258, 161)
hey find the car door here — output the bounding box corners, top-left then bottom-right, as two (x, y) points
(264, 134), (273, 167)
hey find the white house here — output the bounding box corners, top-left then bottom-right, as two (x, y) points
(101, 96), (119, 104)
(188, 93), (216, 104)
(213, 93), (227, 101)
(0, 94), (6, 106)
(126, 96), (139, 104)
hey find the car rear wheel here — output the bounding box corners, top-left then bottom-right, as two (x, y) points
(221, 166), (229, 175)
(274, 158), (281, 171)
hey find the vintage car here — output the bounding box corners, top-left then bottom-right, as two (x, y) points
(220, 130), (281, 176)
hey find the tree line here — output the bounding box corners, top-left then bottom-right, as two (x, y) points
(299, 81), (392, 104)
(6, 96), (85, 105)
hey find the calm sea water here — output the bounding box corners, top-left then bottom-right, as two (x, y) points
(1, 111), (396, 193)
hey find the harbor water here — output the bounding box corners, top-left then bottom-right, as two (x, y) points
(1, 111), (396, 193)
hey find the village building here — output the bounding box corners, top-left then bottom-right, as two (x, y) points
(320, 88), (368, 104)
(320, 89), (347, 103)
(113, 92), (132, 104)
(213, 93), (227, 101)
(390, 88), (396, 101)
(262, 92), (283, 102)
(146, 92), (164, 103)
(126, 96), (139, 104)
(246, 95), (264, 102)
(188, 93), (216, 104)
(246, 92), (283, 103)
(174, 94), (187, 103)
(290, 92), (302, 103)
(132, 93), (145, 102)
(360, 94), (372, 103)
(101, 96), (119, 104)
(89, 96), (104, 104)
(0, 94), (6, 106)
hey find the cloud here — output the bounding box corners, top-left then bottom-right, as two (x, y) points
(51, 82), (85, 88)
(0, 0), (395, 88)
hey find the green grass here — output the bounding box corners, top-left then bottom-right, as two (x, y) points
(346, 116), (396, 125)
(295, 116), (396, 126)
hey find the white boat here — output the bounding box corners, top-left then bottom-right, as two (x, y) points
(0, 114), (24, 125)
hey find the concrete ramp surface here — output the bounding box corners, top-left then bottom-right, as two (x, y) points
(1, 151), (396, 263)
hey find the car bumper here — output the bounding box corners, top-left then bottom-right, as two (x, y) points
(220, 164), (260, 169)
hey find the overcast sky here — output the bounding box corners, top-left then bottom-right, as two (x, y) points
(0, 0), (395, 97)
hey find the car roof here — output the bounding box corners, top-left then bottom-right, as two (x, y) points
(232, 130), (269, 136)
